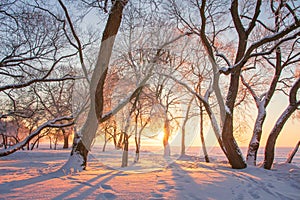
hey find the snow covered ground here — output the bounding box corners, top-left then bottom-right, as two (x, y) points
(0, 146), (299, 200)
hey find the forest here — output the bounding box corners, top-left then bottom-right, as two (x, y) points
(0, 0), (299, 174)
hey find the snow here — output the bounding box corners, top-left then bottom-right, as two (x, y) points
(0, 146), (299, 200)
(225, 105), (231, 115)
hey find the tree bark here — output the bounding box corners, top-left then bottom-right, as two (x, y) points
(121, 133), (129, 167)
(246, 104), (266, 165)
(264, 77), (300, 169)
(222, 70), (247, 169)
(222, 112), (247, 169)
(62, 129), (69, 149)
(263, 105), (298, 169)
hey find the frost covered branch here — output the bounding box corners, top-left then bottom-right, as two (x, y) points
(0, 116), (74, 157)
(0, 75), (78, 92)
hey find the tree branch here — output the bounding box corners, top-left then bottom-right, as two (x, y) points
(0, 116), (74, 157)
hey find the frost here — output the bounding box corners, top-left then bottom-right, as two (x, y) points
(219, 66), (233, 75)
(225, 106), (231, 115)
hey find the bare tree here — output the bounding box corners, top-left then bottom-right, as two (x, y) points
(0, 0), (77, 155)
(167, 0), (299, 169)
(240, 0), (300, 166)
(0, 1), (76, 92)
(33, 66), (75, 149)
(0, 116), (73, 156)
(62, 0), (129, 171)
(263, 77), (300, 169)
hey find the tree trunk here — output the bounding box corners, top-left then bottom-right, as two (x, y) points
(222, 69), (247, 169)
(49, 136), (52, 149)
(134, 121), (141, 163)
(181, 125), (185, 156)
(1, 134), (7, 149)
(121, 133), (129, 167)
(263, 105), (298, 169)
(4, 135), (7, 149)
(36, 138), (39, 149)
(31, 136), (42, 150)
(199, 98), (227, 157)
(113, 121), (117, 148)
(286, 141), (300, 164)
(246, 103), (266, 165)
(134, 134), (140, 163)
(200, 102), (209, 162)
(222, 114), (246, 169)
(63, 1), (127, 172)
(181, 97), (194, 156)
(62, 129), (69, 149)
(68, 134), (89, 170)
(117, 132), (123, 149)
(54, 135), (58, 150)
(163, 118), (171, 157)
(264, 77), (300, 169)
(102, 132), (107, 152)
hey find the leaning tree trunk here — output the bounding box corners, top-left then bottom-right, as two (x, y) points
(286, 141), (300, 164)
(264, 78), (300, 169)
(245, 43), (283, 166)
(63, 1), (127, 172)
(263, 105), (298, 169)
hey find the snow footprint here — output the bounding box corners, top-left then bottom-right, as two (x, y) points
(157, 179), (175, 192)
(148, 192), (165, 200)
(99, 184), (117, 199)
(101, 192), (117, 199)
(100, 184), (113, 190)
